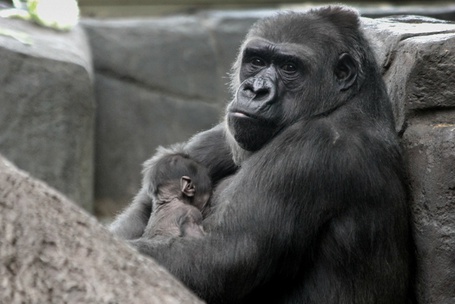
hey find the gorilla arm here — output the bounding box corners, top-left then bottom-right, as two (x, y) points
(184, 123), (238, 181)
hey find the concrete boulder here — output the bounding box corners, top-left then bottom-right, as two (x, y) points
(0, 155), (203, 303)
(363, 16), (455, 133)
(403, 121), (455, 304)
(365, 16), (455, 304)
(0, 17), (95, 211)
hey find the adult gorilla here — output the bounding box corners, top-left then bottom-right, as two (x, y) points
(110, 6), (414, 304)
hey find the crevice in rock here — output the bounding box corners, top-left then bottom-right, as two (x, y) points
(94, 66), (221, 106)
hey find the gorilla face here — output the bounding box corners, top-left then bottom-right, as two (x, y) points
(226, 13), (359, 153)
(227, 38), (308, 152)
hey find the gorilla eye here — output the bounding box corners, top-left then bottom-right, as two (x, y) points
(281, 63), (297, 73)
(251, 57), (266, 67)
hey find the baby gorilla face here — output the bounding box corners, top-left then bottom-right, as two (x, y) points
(155, 175), (210, 211)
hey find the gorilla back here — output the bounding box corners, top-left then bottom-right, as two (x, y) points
(112, 6), (414, 304)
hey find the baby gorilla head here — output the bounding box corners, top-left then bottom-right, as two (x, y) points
(142, 151), (212, 238)
(152, 153), (212, 211)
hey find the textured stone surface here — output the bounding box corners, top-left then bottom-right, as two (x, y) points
(0, 17), (95, 210)
(402, 119), (455, 304)
(363, 16), (455, 133)
(0, 155), (203, 304)
(359, 4), (455, 22)
(84, 17), (219, 101)
(363, 16), (455, 304)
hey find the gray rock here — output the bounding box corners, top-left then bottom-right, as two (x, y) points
(402, 119), (455, 304)
(363, 15), (455, 304)
(83, 16), (221, 103)
(363, 16), (455, 134)
(0, 17), (95, 210)
(359, 4), (455, 22)
(0, 154), (203, 304)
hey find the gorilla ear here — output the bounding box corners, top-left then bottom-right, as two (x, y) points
(181, 176), (196, 197)
(335, 53), (357, 91)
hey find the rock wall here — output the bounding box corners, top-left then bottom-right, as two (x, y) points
(0, 7), (454, 304)
(0, 155), (203, 303)
(0, 17), (95, 211)
(364, 17), (455, 303)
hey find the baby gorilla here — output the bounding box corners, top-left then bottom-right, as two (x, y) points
(141, 151), (212, 239)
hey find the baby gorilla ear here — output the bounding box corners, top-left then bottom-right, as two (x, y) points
(181, 176), (196, 197)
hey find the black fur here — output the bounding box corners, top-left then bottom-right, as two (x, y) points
(110, 6), (414, 304)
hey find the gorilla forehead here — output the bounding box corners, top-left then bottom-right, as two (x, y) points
(248, 13), (328, 43)
(242, 37), (317, 62)
(247, 8), (359, 48)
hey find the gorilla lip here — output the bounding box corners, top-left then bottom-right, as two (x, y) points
(229, 110), (258, 120)
(231, 111), (249, 118)
(228, 110), (274, 128)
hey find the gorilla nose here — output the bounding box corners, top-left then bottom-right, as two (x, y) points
(241, 78), (275, 103)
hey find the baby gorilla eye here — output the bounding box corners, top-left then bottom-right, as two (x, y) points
(281, 62), (297, 73)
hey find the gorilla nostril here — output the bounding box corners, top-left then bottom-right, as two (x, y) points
(240, 78), (274, 102)
(241, 86), (270, 101)
(254, 88), (270, 100)
(242, 85), (256, 99)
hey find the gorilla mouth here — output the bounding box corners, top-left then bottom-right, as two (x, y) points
(231, 111), (249, 118)
(228, 110), (262, 122)
(227, 109), (278, 151)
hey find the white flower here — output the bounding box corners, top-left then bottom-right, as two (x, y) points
(27, 0), (79, 31)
